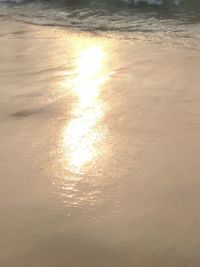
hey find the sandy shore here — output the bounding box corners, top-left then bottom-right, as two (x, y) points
(1, 18), (200, 267)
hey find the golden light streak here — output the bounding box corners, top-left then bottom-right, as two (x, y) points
(62, 44), (110, 173)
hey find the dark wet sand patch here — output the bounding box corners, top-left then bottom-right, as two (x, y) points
(10, 108), (44, 118)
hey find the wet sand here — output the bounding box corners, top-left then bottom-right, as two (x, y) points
(1, 18), (200, 267)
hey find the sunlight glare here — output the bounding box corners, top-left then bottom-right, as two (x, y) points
(62, 44), (110, 173)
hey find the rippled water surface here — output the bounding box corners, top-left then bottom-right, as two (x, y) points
(1, 0), (200, 47)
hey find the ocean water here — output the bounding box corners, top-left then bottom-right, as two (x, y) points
(1, 0), (200, 47)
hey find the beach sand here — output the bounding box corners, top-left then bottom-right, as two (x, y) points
(1, 18), (200, 267)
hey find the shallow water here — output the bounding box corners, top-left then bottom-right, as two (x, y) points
(1, 18), (200, 266)
(1, 0), (200, 47)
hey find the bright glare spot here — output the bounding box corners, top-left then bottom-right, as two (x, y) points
(62, 44), (110, 173)
(77, 46), (104, 78)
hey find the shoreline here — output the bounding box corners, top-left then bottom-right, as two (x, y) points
(1, 16), (200, 50)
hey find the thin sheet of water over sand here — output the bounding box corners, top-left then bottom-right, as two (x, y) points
(1, 18), (200, 267)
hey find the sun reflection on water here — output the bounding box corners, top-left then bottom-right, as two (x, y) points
(62, 44), (111, 174)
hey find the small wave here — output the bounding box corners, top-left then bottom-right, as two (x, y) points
(0, 0), (200, 8)
(1, 0), (200, 49)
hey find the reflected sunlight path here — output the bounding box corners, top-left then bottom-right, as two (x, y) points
(56, 44), (112, 207)
(54, 40), (114, 208)
(64, 46), (108, 173)
(62, 44), (111, 175)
